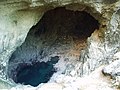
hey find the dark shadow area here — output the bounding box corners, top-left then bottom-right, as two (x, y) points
(16, 56), (59, 87)
(34, 7), (99, 38)
(8, 7), (100, 87)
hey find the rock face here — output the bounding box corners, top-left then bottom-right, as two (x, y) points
(103, 60), (120, 77)
(0, 0), (120, 89)
(102, 52), (120, 87)
(7, 7), (99, 85)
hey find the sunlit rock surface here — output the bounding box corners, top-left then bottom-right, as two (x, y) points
(102, 52), (120, 88)
(0, 0), (120, 89)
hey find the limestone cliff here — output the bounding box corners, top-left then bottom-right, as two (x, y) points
(0, 0), (120, 90)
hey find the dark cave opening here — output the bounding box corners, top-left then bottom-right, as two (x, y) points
(8, 7), (100, 87)
(16, 56), (59, 87)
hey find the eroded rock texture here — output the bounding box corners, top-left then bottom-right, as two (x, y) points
(0, 0), (120, 89)
(7, 7), (99, 86)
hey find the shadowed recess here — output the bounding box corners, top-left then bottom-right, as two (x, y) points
(8, 7), (100, 87)
(16, 56), (59, 87)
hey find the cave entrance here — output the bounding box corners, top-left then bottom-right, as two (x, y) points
(8, 7), (100, 87)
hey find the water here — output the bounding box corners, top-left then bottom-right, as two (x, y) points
(16, 56), (59, 87)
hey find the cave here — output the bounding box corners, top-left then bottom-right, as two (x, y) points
(15, 56), (59, 86)
(8, 7), (100, 87)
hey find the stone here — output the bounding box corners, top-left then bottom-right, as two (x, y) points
(102, 60), (120, 77)
(102, 52), (120, 88)
(0, 0), (120, 90)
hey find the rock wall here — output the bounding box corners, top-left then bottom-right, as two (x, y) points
(7, 7), (99, 83)
(0, 0), (120, 89)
